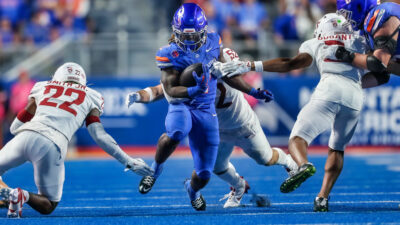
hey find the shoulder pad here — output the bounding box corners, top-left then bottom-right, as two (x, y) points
(156, 45), (175, 69)
(87, 88), (104, 115)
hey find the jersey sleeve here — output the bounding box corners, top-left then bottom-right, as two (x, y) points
(88, 88), (104, 116)
(28, 81), (46, 104)
(298, 39), (315, 68)
(155, 46), (174, 69)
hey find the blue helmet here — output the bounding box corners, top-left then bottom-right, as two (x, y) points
(172, 3), (208, 52)
(337, 0), (380, 31)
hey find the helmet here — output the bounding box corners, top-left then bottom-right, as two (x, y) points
(52, 62), (87, 86)
(336, 0), (380, 31)
(172, 3), (208, 52)
(314, 13), (352, 38)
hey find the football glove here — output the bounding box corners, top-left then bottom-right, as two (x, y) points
(125, 158), (154, 177)
(187, 64), (210, 98)
(220, 60), (251, 78)
(335, 46), (355, 63)
(125, 92), (140, 108)
(249, 88), (274, 102)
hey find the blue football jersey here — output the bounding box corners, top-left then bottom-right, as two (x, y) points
(363, 2), (400, 56)
(155, 32), (223, 108)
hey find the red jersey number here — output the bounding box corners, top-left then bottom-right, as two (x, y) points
(39, 85), (86, 116)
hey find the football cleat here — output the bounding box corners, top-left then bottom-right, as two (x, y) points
(314, 196), (329, 212)
(138, 176), (156, 194)
(280, 162), (316, 193)
(184, 179), (206, 211)
(219, 177), (250, 208)
(0, 188), (27, 218)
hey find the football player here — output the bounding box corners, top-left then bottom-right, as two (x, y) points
(335, 0), (400, 78)
(126, 48), (298, 208)
(0, 62), (153, 218)
(128, 3), (274, 211)
(215, 13), (383, 212)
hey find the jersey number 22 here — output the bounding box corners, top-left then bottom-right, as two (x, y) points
(39, 85), (86, 116)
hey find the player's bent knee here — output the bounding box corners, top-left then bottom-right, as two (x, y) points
(39, 201), (58, 215)
(213, 167), (228, 175)
(167, 131), (185, 142)
(197, 170), (211, 180)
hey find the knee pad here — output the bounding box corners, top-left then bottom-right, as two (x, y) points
(197, 170), (211, 180)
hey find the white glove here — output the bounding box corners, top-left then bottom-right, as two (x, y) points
(124, 158), (154, 176)
(125, 92), (141, 108)
(211, 61), (223, 78)
(220, 60), (251, 77)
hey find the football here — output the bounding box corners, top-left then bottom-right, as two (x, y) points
(179, 63), (203, 87)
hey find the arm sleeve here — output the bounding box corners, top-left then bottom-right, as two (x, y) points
(10, 118), (24, 135)
(87, 122), (131, 166)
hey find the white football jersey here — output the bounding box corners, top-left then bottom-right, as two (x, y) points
(299, 34), (368, 110)
(215, 80), (258, 131)
(16, 80), (104, 157)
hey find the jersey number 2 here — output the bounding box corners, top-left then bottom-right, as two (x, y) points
(39, 85), (86, 116)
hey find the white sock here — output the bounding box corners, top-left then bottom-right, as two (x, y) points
(217, 162), (242, 190)
(274, 147), (289, 166)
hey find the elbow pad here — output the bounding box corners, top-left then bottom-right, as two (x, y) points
(367, 55), (387, 73)
(374, 36), (398, 55)
(375, 71), (390, 85)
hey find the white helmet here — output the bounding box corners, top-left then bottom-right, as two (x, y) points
(314, 13), (352, 38)
(52, 62), (87, 86)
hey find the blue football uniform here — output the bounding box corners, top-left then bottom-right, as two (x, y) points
(155, 32), (222, 179)
(363, 2), (400, 59)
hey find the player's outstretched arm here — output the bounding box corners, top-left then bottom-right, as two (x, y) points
(217, 53), (312, 77)
(10, 97), (37, 134)
(125, 84), (164, 107)
(222, 75), (274, 102)
(86, 109), (154, 176)
(336, 17), (400, 75)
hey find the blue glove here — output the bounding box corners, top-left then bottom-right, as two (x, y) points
(187, 64), (210, 98)
(249, 88), (274, 102)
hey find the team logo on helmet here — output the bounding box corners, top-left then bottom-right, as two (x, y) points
(171, 50), (179, 58)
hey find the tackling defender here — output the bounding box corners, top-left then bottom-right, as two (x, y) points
(215, 14), (380, 211)
(335, 1), (400, 77)
(131, 3), (275, 211)
(0, 62), (153, 218)
(126, 48), (298, 208)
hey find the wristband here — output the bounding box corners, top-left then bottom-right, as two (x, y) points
(17, 109), (34, 122)
(254, 61), (264, 72)
(143, 87), (153, 101)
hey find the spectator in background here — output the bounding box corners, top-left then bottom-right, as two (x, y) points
(0, 17), (14, 48)
(0, 83), (5, 147)
(0, 0), (24, 26)
(236, 0), (269, 45)
(210, 0), (236, 47)
(274, 0), (299, 45)
(24, 10), (51, 46)
(9, 70), (34, 117)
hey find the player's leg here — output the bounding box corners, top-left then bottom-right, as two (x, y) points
(315, 106), (359, 212)
(237, 122), (297, 171)
(213, 141), (249, 208)
(139, 103), (192, 194)
(0, 134), (30, 211)
(281, 100), (336, 193)
(185, 109), (219, 211)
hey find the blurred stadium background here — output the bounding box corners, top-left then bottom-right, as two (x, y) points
(0, 0), (400, 157)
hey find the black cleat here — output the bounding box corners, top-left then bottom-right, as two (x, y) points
(314, 197), (329, 212)
(191, 195), (206, 211)
(280, 162), (316, 193)
(138, 176), (156, 194)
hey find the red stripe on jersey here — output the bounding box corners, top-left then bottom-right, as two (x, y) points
(86, 115), (101, 127)
(367, 10), (380, 33)
(17, 109), (34, 122)
(324, 40), (344, 46)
